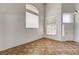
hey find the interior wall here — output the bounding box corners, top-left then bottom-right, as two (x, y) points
(45, 3), (62, 41)
(75, 3), (79, 42)
(62, 3), (75, 13)
(0, 3), (45, 51)
(0, 13), (4, 50)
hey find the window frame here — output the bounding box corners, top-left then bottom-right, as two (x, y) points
(46, 16), (57, 35)
(25, 4), (40, 28)
(62, 13), (74, 23)
(61, 12), (74, 37)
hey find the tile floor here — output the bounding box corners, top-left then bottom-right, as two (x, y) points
(0, 38), (79, 55)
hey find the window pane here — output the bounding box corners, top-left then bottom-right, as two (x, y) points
(26, 4), (39, 14)
(62, 24), (65, 36)
(46, 24), (56, 35)
(63, 13), (73, 23)
(26, 12), (39, 28)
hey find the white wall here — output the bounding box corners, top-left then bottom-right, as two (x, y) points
(0, 3), (45, 51)
(75, 4), (79, 42)
(45, 3), (62, 41)
(0, 14), (5, 50)
(62, 3), (75, 13)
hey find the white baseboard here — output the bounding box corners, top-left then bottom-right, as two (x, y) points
(73, 40), (79, 43)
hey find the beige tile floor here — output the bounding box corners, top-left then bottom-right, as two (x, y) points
(0, 38), (79, 55)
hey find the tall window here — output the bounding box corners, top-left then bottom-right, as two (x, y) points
(26, 4), (39, 28)
(63, 13), (73, 23)
(62, 13), (73, 36)
(46, 16), (57, 35)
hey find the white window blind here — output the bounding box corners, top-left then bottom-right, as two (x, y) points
(46, 24), (56, 35)
(26, 12), (39, 28)
(46, 16), (57, 35)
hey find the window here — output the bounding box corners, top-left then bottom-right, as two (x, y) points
(62, 24), (65, 36)
(46, 16), (57, 35)
(26, 4), (39, 14)
(46, 24), (56, 35)
(26, 4), (39, 28)
(62, 13), (74, 36)
(63, 13), (73, 23)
